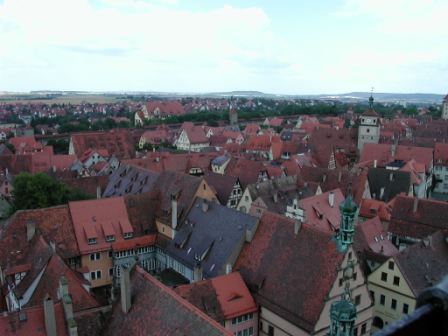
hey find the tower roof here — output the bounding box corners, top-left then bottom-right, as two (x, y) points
(361, 94), (379, 117)
(339, 194), (358, 213)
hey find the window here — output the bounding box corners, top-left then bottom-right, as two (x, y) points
(105, 235), (115, 242)
(355, 295), (361, 306)
(109, 250), (113, 258)
(370, 290), (375, 303)
(391, 298), (397, 310)
(90, 252), (100, 261)
(268, 325), (274, 336)
(354, 327), (358, 336)
(123, 232), (133, 239)
(339, 278), (343, 287)
(90, 270), (101, 280)
(109, 268), (113, 277)
(380, 294), (385, 306)
(403, 303), (409, 314)
(348, 252), (352, 259)
(87, 238), (97, 245)
(381, 272), (388, 282)
(353, 272), (357, 281)
(361, 323), (366, 335)
(388, 261), (394, 270)
(393, 276), (400, 286)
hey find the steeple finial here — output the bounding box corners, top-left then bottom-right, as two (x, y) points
(369, 87), (374, 110)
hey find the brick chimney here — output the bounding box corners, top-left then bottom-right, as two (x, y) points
(328, 191), (335, 208)
(96, 185), (101, 199)
(26, 219), (35, 242)
(294, 220), (302, 235)
(120, 265), (132, 314)
(413, 197), (419, 213)
(171, 194), (178, 230)
(43, 295), (57, 336)
(193, 259), (203, 282)
(59, 277), (78, 336)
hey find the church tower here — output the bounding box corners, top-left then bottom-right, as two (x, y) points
(357, 94), (380, 151)
(442, 94), (448, 120)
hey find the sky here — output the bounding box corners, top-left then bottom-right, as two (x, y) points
(0, 0), (447, 94)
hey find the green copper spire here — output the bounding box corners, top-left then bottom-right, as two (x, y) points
(329, 283), (357, 336)
(335, 189), (358, 253)
(369, 88), (374, 110)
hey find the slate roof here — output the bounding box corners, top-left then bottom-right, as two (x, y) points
(103, 164), (160, 197)
(165, 198), (258, 278)
(389, 195), (448, 239)
(175, 272), (257, 322)
(60, 175), (109, 198)
(395, 231), (448, 296)
(235, 212), (344, 332)
(204, 172), (239, 205)
(367, 168), (411, 202)
(103, 267), (231, 336)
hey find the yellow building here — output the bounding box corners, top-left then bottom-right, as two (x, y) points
(368, 231), (448, 331)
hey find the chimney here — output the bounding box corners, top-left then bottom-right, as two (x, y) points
(328, 191), (335, 208)
(96, 185), (101, 199)
(294, 220), (302, 235)
(391, 144), (396, 157)
(171, 194), (178, 230)
(120, 265), (132, 314)
(338, 170), (342, 183)
(193, 259), (203, 282)
(272, 191), (278, 203)
(201, 199), (209, 212)
(373, 159), (377, 168)
(389, 173), (394, 182)
(225, 263), (232, 275)
(322, 174), (327, 184)
(380, 187), (385, 200)
(43, 295), (57, 336)
(59, 277), (78, 336)
(413, 197), (419, 213)
(26, 219), (35, 242)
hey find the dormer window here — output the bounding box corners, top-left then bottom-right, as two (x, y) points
(105, 235), (115, 242)
(88, 238), (97, 245)
(123, 232), (133, 239)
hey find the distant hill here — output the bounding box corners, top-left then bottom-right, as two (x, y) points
(311, 92), (445, 104)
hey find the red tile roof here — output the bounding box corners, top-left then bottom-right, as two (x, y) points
(298, 189), (345, 233)
(434, 143), (448, 165)
(355, 216), (398, 257)
(103, 267), (231, 336)
(69, 197), (133, 254)
(235, 212), (344, 332)
(144, 100), (185, 117)
(0, 302), (67, 336)
(8, 136), (44, 154)
(359, 199), (392, 221)
(112, 234), (156, 252)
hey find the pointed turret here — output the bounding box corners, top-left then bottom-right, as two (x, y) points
(335, 190), (358, 253)
(329, 284), (357, 336)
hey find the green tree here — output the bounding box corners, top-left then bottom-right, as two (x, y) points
(12, 173), (92, 211)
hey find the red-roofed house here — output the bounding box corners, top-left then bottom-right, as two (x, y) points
(135, 100), (185, 125)
(175, 272), (258, 335)
(69, 197), (155, 288)
(8, 136), (45, 154)
(175, 122), (210, 152)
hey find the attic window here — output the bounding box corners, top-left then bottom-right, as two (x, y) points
(87, 238), (97, 245)
(123, 232), (133, 239)
(105, 235), (115, 242)
(119, 169), (127, 177)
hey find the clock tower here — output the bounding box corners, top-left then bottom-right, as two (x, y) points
(357, 94), (380, 151)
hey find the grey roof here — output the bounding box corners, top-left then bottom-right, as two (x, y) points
(103, 164), (160, 197)
(165, 198), (259, 278)
(211, 154), (230, 167)
(368, 168), (411, 202)
(204, 172), (239, 205)
(247, 175), (298, 199)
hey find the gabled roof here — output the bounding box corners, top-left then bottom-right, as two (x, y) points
(434, 143), (448, 165)
(204, 172), (239, 205)
(359, 199), (392, 221)
(389, 195), (448, 239)
(144, 100), (185, 116)
(354, 216), (398, 258)
(165, 198), (258, 278)
(395, 231), (448, 297)
(26, 252), (100, 312)
(175, 272), (257, 321)
(103, 267), (231, 336)
(235, 212), (344, 332)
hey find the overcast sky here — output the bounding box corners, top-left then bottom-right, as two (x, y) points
(0, 0), (447, 94)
